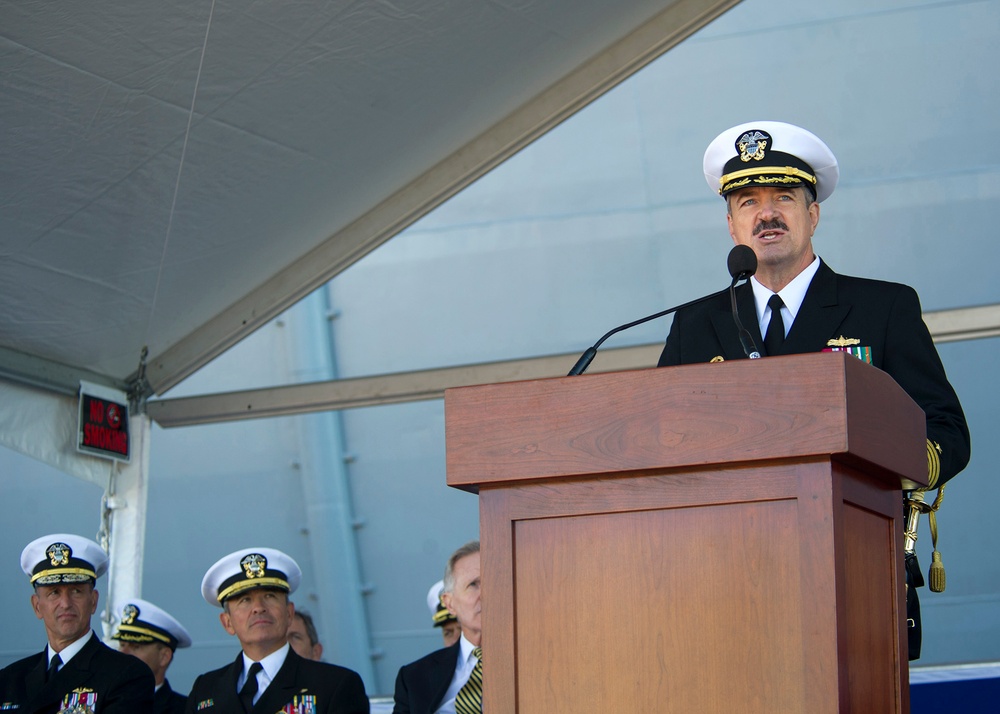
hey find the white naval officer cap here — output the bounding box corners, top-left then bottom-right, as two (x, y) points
(112, 598), (192, 650)
(200, 547), (302, 607)
(426, 580), (445, 618)
(21, 533), (108, 586)
(427, 579), (457, 627)
(703, 120), (840, 203)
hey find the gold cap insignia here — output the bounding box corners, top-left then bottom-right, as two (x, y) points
(737, 130), (770, 162)
(46, 542), (71, 566)
(710, 355), (725, 363)
(826, 335), (861, 347)
(240, 553), (268, 579)
(121, 603), (139, 625)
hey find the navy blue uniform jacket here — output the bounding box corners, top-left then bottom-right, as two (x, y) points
(658, 260), (970, 484)
(184, 648), (368, 714)
(155, 679), (187, 714)
(0, 631), (155, 713)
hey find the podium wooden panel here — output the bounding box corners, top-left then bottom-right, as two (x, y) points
(444, 352), (926, 714)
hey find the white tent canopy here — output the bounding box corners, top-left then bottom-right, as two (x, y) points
(1, 0), (742, 666)
(1, 0), (741, 401)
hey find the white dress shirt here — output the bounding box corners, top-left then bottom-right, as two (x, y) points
(47, 629), (93, 670)
(751, 255), (821, 338)
(238, 643), (290, 705)
(434, 634), (480, 714)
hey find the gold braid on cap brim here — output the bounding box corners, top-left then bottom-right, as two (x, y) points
(217, 577), (290, 603)
(30, 567), (96, 585)
(433, 609), (456, 625)
(113, 625), (173, 646)
(719, 166), (817, 195)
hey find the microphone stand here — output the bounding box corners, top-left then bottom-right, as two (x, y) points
(567, 288), (729, 376)
(729, 272), (761, 359)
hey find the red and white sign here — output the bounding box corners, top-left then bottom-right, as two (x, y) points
(78, 381), (130, 462)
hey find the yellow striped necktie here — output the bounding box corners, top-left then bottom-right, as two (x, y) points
(455, 647), (482, 714)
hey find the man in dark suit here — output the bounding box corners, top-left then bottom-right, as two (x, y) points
(0, 533), (154, 713)
(113, 598), (192, 714)
(393, 541), (482, 714)
(185, 546), (369, 714)
(659, 121), (971, 659)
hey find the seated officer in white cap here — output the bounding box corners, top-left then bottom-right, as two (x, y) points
(427, 580), (461, 648)
(0, 533), (154, 712)
(113, 598), (192, 714)
(186, 547), (369, 713)
(658, 120), (970, 660)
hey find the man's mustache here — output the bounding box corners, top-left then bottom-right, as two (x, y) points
(753, 218), (790, 236)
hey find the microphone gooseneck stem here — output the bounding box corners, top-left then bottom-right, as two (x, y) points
(569, 245), (760, 376)
(567, 288), (729, 376)
(729, 272), (761, 359)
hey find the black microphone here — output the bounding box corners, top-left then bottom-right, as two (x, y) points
(567, 246), (753, 376)
(727, 245), (761, 359)
(727, 244), (757, 281)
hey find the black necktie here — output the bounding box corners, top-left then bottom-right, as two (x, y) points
(764, 294), (785, 356)
(239, 662), (263, 713)
(46, 653), (62, 682)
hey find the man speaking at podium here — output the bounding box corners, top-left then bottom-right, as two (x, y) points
(658, 121), (970, 660)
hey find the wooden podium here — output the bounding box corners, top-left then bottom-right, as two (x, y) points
(444, 352), (927, 714)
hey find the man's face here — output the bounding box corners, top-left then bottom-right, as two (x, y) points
(441, 552), (481, 644)
(31, 582), (98, 649)
(440, 620), (462, 648)
(287, 614), (323, 661)
(118, 640), (172, 684)
(727, 185), (820, 287)
(220, 588), (294, 655)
